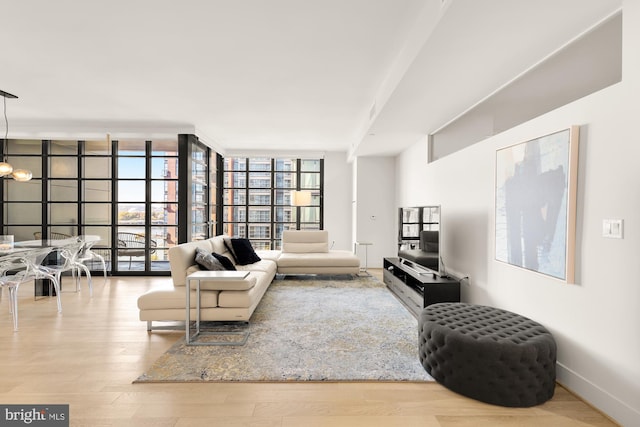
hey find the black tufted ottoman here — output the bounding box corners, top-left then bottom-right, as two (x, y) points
(419, 303), (556, 407)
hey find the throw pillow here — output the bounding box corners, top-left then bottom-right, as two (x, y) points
(194, 247), (226, 271)
(229, 238), (261, 265)
(223, 237), (238, 263)
(211, 252), (236, 270)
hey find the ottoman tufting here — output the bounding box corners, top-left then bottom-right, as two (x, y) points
(419, 302), (556, 407)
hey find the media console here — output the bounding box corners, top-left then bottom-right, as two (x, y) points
(383, 257), (460, 318)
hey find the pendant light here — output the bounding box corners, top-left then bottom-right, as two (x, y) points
(0, 89), (32, 182)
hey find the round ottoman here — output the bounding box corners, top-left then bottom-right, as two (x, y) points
(419, 303), (556, 407)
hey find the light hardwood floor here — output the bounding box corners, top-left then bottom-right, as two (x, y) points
(0, 271), (618, 426)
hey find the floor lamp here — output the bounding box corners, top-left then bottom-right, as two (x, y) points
(291, 190), (312, 230)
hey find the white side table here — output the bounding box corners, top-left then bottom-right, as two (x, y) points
(186, 270), (250, 346)
(354, 242), (373, 276)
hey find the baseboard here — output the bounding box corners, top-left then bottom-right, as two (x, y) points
(556, 362), (639, 426)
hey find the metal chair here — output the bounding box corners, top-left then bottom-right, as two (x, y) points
(117, 232), (157, 269)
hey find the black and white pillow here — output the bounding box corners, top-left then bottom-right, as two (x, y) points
(211, 252), (237, 270)
(194, 247), (226, 271)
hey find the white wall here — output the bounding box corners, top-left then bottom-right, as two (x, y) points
(353, 156), (396, 268)
(322, 151), (354, 251)
(393, 3), (639, 424)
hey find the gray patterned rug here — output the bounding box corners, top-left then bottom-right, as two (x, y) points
(134, 275), (433, 383)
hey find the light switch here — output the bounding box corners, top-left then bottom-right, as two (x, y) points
(602, 219), (623, 239)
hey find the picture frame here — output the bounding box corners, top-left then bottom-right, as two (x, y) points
(495, 126), (579, 282)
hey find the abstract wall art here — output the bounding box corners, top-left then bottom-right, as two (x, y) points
(495, 126), (580, 282)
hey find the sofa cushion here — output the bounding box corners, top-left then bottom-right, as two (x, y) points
(194, 247), (226, 271)
(137, 288), (219, 310)
(198, 274), (257, 291)
(210, 235), (229, 254)
(235, 258), (277, 276)
(225, 238), (262, 265)
(277, 250), (359, 268)
(282, 230), (329, 253)
(217, 271), (269, 308)
(212, 252), (236, 270)
(256, 250), (281, 262)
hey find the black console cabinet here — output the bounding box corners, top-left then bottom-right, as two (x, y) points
(383, 257), (460, 318)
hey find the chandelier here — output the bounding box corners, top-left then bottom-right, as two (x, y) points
(0, 89), (32, 182)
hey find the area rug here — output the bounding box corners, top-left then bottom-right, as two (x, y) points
(134, 275), (433, 383)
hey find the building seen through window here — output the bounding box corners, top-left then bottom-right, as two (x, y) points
(222, 157), (323, 249)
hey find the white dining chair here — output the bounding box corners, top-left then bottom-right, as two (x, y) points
(0, 247), (62, 331)
(76, 237), (107, 284)
(36, 238), (93, 297)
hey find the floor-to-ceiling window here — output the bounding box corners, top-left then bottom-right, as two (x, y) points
(1, 140), (43, 242)
(115, 139), (179, 273)
(222, 157), (323, 250)
(1, 135), (217, 275)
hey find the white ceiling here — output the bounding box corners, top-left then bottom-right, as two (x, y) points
(0, 0), (622, 157)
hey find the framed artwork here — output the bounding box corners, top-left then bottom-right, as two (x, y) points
(495, 126), (579, 282)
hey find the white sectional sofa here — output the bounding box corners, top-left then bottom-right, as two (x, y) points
(277, 230), (360, 275)
(137, 231), (360, 330)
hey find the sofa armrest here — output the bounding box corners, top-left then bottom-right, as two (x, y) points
(168, 240), (215, 286)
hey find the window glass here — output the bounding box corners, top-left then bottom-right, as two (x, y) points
(274, 158), (296, 171)
(224, 172), (246, 188)
(117, 203), (145, 224)
(8, 139), (41, 155)
(274, 172), (295, 188)
(117, 140), (146, 155)
(49, 180), (78, 201)
(150, 180), (177, 203)
(151, 139), (178, 155)
(225, 158), (246, 171)
(50, 157), (77, 178)
(151, 203), (178, 225)
(83, 181), (111, 201)
(118, 181), (145, 201)
(224, 206), (246, 222)
(223, 189), (245, 205)
(83, 226), (111, 246)
(83, 203), (111, 224)
(249, 158), (270, 171)
(84, 157), (112, 178)
(5, 203), (41, 225)
(50, 140), (78, 155)
(8, 156), (41, 178)
(151, 226), (178, 247)
(49, 203), (78, 224)
(5, 179), (41, 201)
(118, 157), (145, 179)
(300, 159), (321, 171)
(223, 157), (322, 249)
(85, 140), (111, 155)
(299, 172), (320, 189)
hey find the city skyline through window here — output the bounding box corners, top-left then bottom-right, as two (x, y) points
(222, 157), (323, 250)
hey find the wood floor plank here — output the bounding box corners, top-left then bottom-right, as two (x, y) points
(0, 273), (619, 426)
